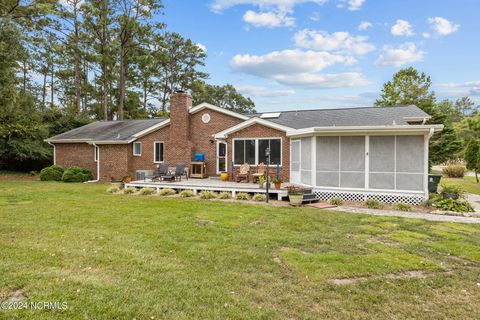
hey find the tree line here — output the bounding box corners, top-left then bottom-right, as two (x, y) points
(0, 0), (255, 171)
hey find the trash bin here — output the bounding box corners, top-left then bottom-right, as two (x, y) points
(428, 174), (442, 193)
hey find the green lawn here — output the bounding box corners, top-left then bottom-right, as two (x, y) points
(442, 175), (480, 195)
(1, 181), (480, 319)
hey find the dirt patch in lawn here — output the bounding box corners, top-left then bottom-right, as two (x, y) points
(196, 218), (214, 226)
(329, 270), (430, 285)
(0, 289), (27, 302)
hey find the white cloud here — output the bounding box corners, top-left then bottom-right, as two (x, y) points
(358, 21), (372, 31)
(391, 19), (414, 36)
(196, 43), (207, 53)
(243, 10), (295, 27)
(231, 49), (367, 89)
(235, 85), (295, 97)
(337, 0), (365, 11)
(309, 11), (320, 21)
(231, 49), (356, 77)
(375, 43), (425, 67)
(438, 81), (480, 96)
(422, 32), (431, 39)
(293, 29), (375, 55)
(427, 17), (460, 36)
(211, 0), (327, 13)
(273, 72), (368, 88)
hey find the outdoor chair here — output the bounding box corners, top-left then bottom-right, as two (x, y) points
(174, 163), (188, 182)
(151, 163), (169, 181)
(252, 162), (265, 183)
(236, 163), (250, 183)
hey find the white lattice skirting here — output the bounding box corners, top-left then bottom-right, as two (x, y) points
(313, 189), (425, 205)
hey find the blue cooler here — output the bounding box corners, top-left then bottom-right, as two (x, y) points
(194, 153), (205, 161)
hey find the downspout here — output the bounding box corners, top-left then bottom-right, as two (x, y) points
(47, 141), (56, 165)
(87, 142), (100, 183)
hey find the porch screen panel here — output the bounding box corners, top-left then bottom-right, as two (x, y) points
(300, 137), (312, 185)
(369, 136), (395, 190)
(291, 140), (300, 172)
(316, 136), (339, 187)
(395, 136), (424, 191)
(339, 136), (365, 188)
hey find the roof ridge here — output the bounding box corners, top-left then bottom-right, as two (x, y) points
(248, 105), (418, 115)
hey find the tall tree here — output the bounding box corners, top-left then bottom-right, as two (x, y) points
(191, 80), (256, 114)
(465, 139), (479, 182)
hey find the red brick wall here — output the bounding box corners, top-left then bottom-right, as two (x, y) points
(129, 126), (170, 172)
(226, 123), (290, 182)
(189, 109), (243, 176)
(168, 92), (193, 166)
(98, 144), (129, 181)
(55, 143), (97, 179)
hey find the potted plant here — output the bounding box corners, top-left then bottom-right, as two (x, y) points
(220, 171), (228, 181)
(258, 175), (265, 189)
(441, 183), (463, 200)
(287, 185), (304, 206)
(272, 178), (282, 190)
(122, 175), (132, 183)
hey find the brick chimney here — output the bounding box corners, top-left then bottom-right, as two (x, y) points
(168, 91), (193, 165)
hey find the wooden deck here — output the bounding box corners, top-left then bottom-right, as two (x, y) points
(125, 178), (289, 200)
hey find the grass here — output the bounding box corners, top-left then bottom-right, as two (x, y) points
(442, 175), (480, 195)
(1, 181), (480, 319)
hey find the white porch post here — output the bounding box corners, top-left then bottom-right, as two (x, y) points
(365, 136), (369, 189)
(311, 135), (316, 187)
(424, 129), (434, 199)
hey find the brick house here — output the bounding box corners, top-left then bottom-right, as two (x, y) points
(47, 91), (443, 204)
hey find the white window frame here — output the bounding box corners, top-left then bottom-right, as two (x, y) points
(94, 146), (99, 162)
(133, 142), (142, 156)
(232, 137), (282, 166)
(153, 141), (164, 163)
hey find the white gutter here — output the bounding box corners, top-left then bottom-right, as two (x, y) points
(88, 142), (100, 183)
(287, 124), (444, 137)
(47, 141), (56, 165)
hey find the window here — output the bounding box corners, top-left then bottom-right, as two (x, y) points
(154, 142), (164, 163)
(133, 142), (142, 156)
(233, 138), (282, 165)
(94, 146), (99, 162)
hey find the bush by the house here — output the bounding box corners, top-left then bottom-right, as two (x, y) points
(253, 194), (266, 202)
(393, 203), (412, 212)
(61, 166), (93, 183)
(236, 192), (249, 200)
(435, 198), (474, 212)
(139, 188), (156, 195)
(106, 186), (120, 194)
(179, 190), (194, 198)
(218, 192), (232, 199)
(329, 197), (343, 206)
(365, 199), (382, 209)
(159, 188), (176, 196)
(123, 187), (136, 194)
(442, 165), (467, 178)
(199, 191), (217, 199)
(39, 165), (64, 181)
(440, 183), (464, 197)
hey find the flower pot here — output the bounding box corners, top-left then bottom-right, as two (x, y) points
(274, 183), (281, 190)
(123, 176), (132, 183)
(289, 194), (303, 206)
(220, 172), (229, 181)
(259, 182), (264, 189)
(443, 193), (459, 200)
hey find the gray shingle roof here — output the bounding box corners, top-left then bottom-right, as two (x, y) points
(247, 105), (430, 129)
(47, 118), (167, 142)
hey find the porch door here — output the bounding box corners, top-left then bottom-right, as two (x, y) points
(290, 139), (301, 184)
(216, 141), (227, 174)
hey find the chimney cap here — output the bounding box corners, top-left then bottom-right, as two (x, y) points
(174, 89), (187, 94)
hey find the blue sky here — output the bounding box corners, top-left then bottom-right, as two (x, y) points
(161, 0), (479, 112)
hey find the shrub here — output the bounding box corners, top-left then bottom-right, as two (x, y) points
(236, 192), (249, 200)
(140, 188), (156, 195)
(365, 199), (382, 209)
(199, 191), (217, 199)
(218, 192), (232, 199)
(123, 187), (136, 194)
(435, 198), (474, 212)
(329, 197), (343, 206)
(442, 165), (467, 178)
(253, 194), (266, 202)
(106, 186), (120, 194)
(179, 190), (194, 198)
(393, 203), (412, 212)
(39, 165), (64, 181)
(440, 183), (464, 197)
(61, 166), (93, 183)
(159, 188), (176, 196)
